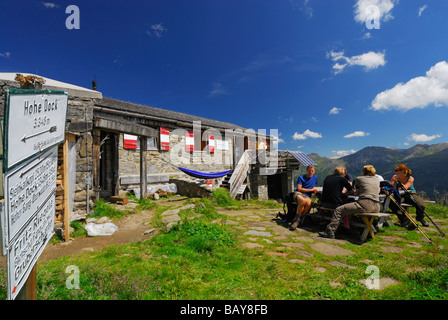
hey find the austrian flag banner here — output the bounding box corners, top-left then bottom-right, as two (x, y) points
(160, 127), (170, 151)
(124, 134), (138, 149)
(186, 131), (194, 152)
(209, 135), (215, 153)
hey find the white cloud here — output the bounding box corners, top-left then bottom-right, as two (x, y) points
(344, 131), (370, 138)
(408, 133), (441, 143)
(0, 52), (11, 58)
(290, 0), (313, 18)
(278, 115), (295, 123)
(42, 2), (58, 8)
(113, 55), (123, 65)
(329, 107), (342, 115)
(208, 82), (226, 97)
(293, 129), (322, 140)
(147, 23), (167, 38)
(327, 50), (386, 75)
(301, 0), (313, 18)
(210, 54), (294, 95)
(361, 32), (372, 40)
(272, 132), (285, 144)
(354, 0), (398, 24)
(332, 149), (357, 157)
(370, 61), (448, 111)
(418, 5), (428, 17)
(275, 137), (285, 144)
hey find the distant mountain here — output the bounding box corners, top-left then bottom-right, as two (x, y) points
(308, 143), (448, 199)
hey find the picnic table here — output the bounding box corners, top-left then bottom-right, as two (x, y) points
(308, 189), (392, 242)
(310, 205), (391, 242)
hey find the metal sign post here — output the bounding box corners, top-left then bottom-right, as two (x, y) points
(1, 89), (68, 300)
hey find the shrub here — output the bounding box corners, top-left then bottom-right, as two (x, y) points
(171, 220), (236, 252)
(212, 188), (240, 208)
(93, 198), (129, 219)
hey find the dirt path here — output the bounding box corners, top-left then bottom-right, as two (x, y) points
(38, 208), (157, 262)
(0, 202), (161, 269)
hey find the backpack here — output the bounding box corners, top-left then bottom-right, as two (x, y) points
(277, 192), (298, 222)
(380, 181), (402, 202)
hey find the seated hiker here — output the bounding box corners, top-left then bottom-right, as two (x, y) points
(290, 165), (319, 230)
(319, 165), (380, 239)
(389, 164), (429, 228)
(321, 166), (354, 209)
(340, 166), (353, 186)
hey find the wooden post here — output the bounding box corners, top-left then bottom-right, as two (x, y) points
(63, 138), (70, 242)
(92, 129), (101, 197)
(140, 137), (147, 199)
(15, 264), (37, 300)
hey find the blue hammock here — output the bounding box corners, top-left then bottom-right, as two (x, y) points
(178, 167), (233, 179)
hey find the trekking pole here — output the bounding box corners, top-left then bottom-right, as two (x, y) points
(396, 181), (446, 237)
(388, 193), (432, 243)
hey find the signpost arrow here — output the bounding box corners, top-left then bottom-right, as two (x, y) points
(21, 125), (57, 142)
(3, 89), (68, 171)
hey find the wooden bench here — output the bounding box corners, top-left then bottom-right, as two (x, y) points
(110, 196), (129, 205)
(312, 206), (391, 242)
(356, 212), (391, 242)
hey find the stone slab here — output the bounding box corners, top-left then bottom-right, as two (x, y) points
(309, 242), (356, 257)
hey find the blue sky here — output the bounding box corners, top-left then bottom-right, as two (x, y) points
(1, 0), (448, 158)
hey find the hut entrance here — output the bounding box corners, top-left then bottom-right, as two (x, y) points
(267, 173), (285, 201)
(98, 131), (119, 199)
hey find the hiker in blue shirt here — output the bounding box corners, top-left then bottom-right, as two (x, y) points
(290, 165), (318, 230)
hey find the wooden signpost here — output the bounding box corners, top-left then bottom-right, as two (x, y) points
(1, 89), (68, 300)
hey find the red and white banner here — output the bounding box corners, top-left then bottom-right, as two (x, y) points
(186, 131), (194, 152)
(209, 135), (215, 153)
(160, 127), (170, 151)
(124, 134), (138, 150)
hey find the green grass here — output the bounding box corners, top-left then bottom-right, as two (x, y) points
(1, 196), (447, 300)
(29, 232), (448, 300)
(211, 188), (240, 208)
(211, 188), (282, 210)
(92, 198), (131, 219)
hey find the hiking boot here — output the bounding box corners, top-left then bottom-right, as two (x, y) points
(318, 229), (335, 239)
(417, 217), (429, 227)
(398, 215), (410, 228)
(407, 222), (417, 231)
(400, 219), (411, 228)
(290, 216), (301, 230)
(276, 212), (287, 223)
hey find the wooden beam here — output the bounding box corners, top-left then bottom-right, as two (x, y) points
(94, 117), (158, 137)
(63, 137), (70, 242)
(140, 137), (147, 199)
(16, 264), (37, 300)
(92, 129), (101, 193)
